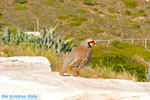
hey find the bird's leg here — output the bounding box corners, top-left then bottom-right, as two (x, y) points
(77, 70), (80, 76)
(76, 70), (83, 77)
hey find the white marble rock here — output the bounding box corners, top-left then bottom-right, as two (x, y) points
(0, 56), (51, 72)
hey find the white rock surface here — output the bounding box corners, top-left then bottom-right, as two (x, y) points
(0, 56), (51, 72)
(0, 71), (150, 100)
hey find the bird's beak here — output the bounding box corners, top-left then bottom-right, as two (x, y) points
(93, 41), (96, 45)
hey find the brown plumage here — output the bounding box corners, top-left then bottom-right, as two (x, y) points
(59, 39), (96, 76)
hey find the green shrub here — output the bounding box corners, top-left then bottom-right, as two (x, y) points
(91, 53), (146, 81)
(111, 40), (133, 49)
(64, 34), (73, 39)
(132, 24), (140, 29)
(0, 12), (2, 16)
(90, 46), (147, 81)
(59, 0), (64, 2)
(108, 15), (117, 19)
(70, 22), (81, 26)
(99, 3), (106, 8)
(58, 15), (68, 20)
(93, 8), (98, 11)
(97, 11), (103, 14)
(91, 27), (104, 33)
(70, 16), (87, 26)
(146, 6), (150, 9)
(14, 0), (28, 4)
(107, 8), (117, 13)
(131, 10), (147, 17)
(14, 6), (28, 11)
(83, 0), (98, 6)
(71, 16), (88, 23)
(77, 8), (89, 13)
(138, 9), (147, 16)
(0, 23), (8, 28)
(124, 10), (131, 16)
(41, 1), (50, 5)
(122, 0), (138, 9)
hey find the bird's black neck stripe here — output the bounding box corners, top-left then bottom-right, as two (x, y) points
(88, 43), (92, 48)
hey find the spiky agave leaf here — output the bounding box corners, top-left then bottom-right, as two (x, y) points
(3, 27), (10, 43)
(146, 67), (150, 81)
(10, 33), (15, 43)
(48, 23), (59, 35)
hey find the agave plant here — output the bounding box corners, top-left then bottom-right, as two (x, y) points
(0, 24), (73, 53)
(146, 67), (150, 81)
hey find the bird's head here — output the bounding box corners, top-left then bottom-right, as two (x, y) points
(82, 39), (96, 48)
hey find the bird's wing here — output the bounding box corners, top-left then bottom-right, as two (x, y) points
(62, 48), (78, 68)
(74, 47), (92, 67)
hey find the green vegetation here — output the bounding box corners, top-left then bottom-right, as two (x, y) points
(0, 25), (73, 53)
(89, 41), (150, 81)
(14, 0), (28, 4)
(14, 6), (28, 11)
(124, 10), (131, 16)
(122, 0), (138, 9)
(58, 15), (68, 20)
(131, 9), (147, 17)
(92, 8), (98, 11)
(77, 8), (89, 13)
(0, 12), (2, 16)
(70, 16), (88, 26)
(91, 27), (104, 33)
(107, 8), (117, 13)
(83, 0), (98, 6)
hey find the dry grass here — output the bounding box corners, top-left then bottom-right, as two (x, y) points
(79, 66), (137, 81)
(0, 43), (65, 72)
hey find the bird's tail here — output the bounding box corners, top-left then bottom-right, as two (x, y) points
(59, 66), (72, 76)
(59, 67), (66, 76)
(59, 70), (64, 76)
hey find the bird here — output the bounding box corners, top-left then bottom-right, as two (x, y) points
(59, 39), (96, 77)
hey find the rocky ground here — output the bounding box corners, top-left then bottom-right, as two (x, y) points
(0, 57), (150, 100)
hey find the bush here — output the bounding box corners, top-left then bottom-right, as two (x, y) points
(0, 23), (8, 29)
(110, 40), (133, 49)
(14, 6), (28, 11)
(70, 22), (81, 26)
(71, 17), (88, 22)
(58, 15), (68, 20)
(107, 8), (117, 13)
(122, 0), (138, 9)
(70, 16), (88, 26)
(91, 27), (104, 33)
(59, 0), (64, 2)
(92, 8), (98, 11)
(90, 50), (147, 81)
(132, 24), (140, 29)
(0, 12), (2, 16)
(14, 0), (28, 4)
(97, 11), (103, 14)
(131, 9), (146, 17)
(83, 0), (98, 6)
(77, 8), (89, 13)
(124, 10), (131, 16)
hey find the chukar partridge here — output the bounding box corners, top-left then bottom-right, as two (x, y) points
(59, 39), (96, 76)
